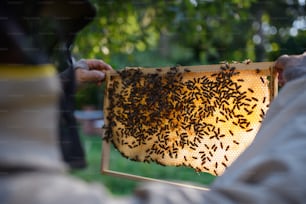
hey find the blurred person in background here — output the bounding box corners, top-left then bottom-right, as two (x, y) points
(0, 0), (112, 170)
(1, 0), (306, 203)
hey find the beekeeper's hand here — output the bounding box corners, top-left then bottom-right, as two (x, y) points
(274, 52), (306, 87)
(74, 59), (113, 86)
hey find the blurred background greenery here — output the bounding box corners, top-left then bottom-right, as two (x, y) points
(74, 0), (306, 109)
(71, 0), (306, 195)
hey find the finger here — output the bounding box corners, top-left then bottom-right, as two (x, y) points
(76, 69), (106, 84)
(274, 55), (290, 87)
(277, 71), (286, 87)
(86, 59), (113, 71)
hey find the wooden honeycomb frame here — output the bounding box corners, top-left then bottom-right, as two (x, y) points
(101, 62), (277, 190)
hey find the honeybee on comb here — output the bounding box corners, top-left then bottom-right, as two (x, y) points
(103, 62), (275, 176)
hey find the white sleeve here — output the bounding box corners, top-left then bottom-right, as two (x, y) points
(135, 76), (306, 204)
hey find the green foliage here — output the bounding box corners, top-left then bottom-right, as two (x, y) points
(73, 0), (306, 107)
(75, 84), (105, 110)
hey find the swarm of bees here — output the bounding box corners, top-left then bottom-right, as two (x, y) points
(103, 62), (273, 176)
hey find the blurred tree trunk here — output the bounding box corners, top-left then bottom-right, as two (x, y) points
(158, 31), (170, 58)
(255, 7), (266, 61)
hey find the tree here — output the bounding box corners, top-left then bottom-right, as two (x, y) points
(73, 0), (306, 108)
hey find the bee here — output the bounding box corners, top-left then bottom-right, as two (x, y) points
(230, 66), (236, 72)
(156, 68), (162, 72)
(260, 76), (265, 83)
(184, 68), (191, 72)
(170, 66), (178, 72)
(243, 59), (252, 64)
(252, 97), (259, 102)
(248, 88), (254, 93)
(233, 140), (240, 145)
(190, 146), (196, 150)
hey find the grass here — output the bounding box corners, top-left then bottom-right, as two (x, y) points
(71, 130), (216, 195)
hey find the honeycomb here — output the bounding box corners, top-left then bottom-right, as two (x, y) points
(103, 62), (275, 176)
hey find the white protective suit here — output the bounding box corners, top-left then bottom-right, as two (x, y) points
(1, 63), (306, 204)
